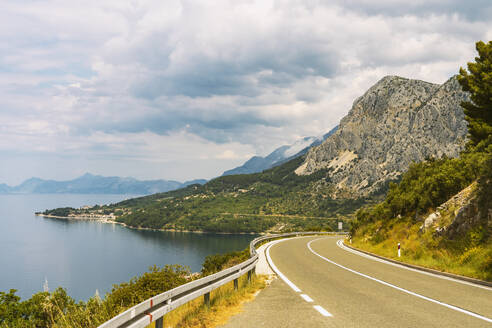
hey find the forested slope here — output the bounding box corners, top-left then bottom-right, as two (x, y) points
(104, 156), (363, 233)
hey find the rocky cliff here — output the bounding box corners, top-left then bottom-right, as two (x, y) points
(296, 76), (469, 198)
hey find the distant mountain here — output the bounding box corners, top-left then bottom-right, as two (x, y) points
(0, 173), (207, 195)
(43, 74), (472, 234)
(0, 184), (10, 193)
(222, 126), (338, 176)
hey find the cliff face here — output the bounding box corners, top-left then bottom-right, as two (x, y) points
(420, 180), (492, 241)
(296, 76), (469, 198)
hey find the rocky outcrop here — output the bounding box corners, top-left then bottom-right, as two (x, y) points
(446, 199), (481, 237)
(296, 76), (469, 198)
(418, 181), (490, 238)
(418, 182), (477, 235)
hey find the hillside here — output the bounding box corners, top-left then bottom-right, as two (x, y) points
(40, 74), (471, 234)
(2, 173), (206, 195)
(222, 126), (338, 176)
(296, 76), (469, 198)
(350, 151), (491, 280)
(349, 41), (492, 281)
(41, 156), (363, 233)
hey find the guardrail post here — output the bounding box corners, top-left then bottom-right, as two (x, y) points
(97, 232), (335, 328)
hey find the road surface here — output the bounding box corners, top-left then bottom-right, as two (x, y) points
(222, 236), (492, 327)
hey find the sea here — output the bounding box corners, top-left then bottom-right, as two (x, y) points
(0, 194), (255, 301)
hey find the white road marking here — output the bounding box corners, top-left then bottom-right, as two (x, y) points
(337, 239), (492, 291)
(266, 240), (301, 292)
(313, 305), (333, 317)
(266, 238), (335, 318)
(300, 294), (314, 302)
(308, 239), (492, 324)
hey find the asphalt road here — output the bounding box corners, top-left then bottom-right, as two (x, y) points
(222, 236), (492, 328)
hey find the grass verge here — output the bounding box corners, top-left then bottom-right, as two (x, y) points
(350, 220), (492, 281)
(147, 274), (267, 328)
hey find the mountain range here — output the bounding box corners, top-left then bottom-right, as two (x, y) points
(42, 74), (473, 233)
(221, 126), (338, 176)
(4, 127), (340, 195)
(0, 173), (207, 195)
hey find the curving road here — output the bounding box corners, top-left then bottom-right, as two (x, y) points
(222, 236), (492, 328)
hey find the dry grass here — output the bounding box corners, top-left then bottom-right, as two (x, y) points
(146, 274), (267, 328)
(351, 221), (492, 281)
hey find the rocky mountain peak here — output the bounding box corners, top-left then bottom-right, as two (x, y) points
(296, 76), (469, 198)
(345, 76), (439, 123)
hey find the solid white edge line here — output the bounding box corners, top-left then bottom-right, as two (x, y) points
(300, 294), (314, 303)
(337, 239), (492, 291)
(265, 240), (301, 292)
(266, 237), (335, 319)
(308, 238), (492, 324)
(313, 305), (333, 317)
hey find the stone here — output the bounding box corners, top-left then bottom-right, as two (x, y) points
(424, 212), (441, 228)
(296, 76), (469, 198)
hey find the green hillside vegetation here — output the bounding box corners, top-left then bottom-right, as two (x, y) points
(353, 152), (487, 226)
(0, 265), (189, 327)
(44, 156), (366, 233)
(350, 41), (492, 281)
(0, 249), (259, 328)
(351, 151), (492, 280)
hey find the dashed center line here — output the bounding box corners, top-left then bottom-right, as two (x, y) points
(313, 305), (333, 317)
(300, 294), (314, 302)
(265, 239), (334, 319)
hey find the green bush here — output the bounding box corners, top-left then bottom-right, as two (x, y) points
(201, 249), (249, 275)
(0, 247), (254, 328)
(0, 265), (189, 328)
(353, 151), (487, 232)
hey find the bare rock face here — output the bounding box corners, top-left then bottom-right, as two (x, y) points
(418, 182), (477, 235)
(296, 76), (469, 198)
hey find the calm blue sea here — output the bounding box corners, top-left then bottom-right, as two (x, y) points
(0, 194), (254, 300)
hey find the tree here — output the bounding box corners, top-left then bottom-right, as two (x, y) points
(457, 41), (492, 148)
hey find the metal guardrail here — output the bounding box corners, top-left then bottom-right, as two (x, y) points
(98, 231), (339, 328)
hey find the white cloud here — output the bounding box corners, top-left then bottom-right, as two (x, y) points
(0, 0), (490, 184)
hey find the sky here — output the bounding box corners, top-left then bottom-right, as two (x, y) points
(1, 0), (491, 185)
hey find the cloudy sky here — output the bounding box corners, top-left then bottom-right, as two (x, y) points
(1, 0), (491, 185)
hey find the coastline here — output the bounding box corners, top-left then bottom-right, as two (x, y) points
(37, 214), (106, 221)
(35, 213), (261, 235)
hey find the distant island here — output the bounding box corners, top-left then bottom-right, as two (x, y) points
(0, 173), (206, 195)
